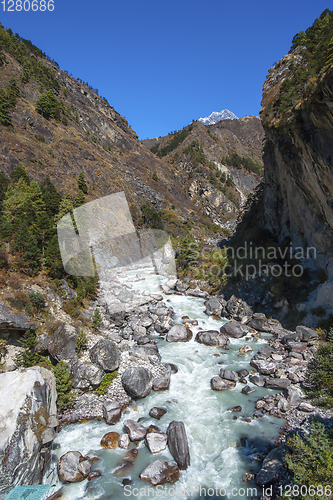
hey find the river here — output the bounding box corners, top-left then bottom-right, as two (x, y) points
(45, 269), (284, 500)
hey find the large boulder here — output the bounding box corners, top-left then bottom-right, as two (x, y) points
(205, 298), (223, 316)
(250, 359), (277, 375)
(153, 364), (171, 391)
(123, 420), (147, 441)
(265, 378), (291, 389)
(154, 316), (174, 333)
(211, 376), (236, 390)
(89, 339), (120, 372)
(101, 432), (120, 449)
(0, 367), (57, 494)
(58, 451), (91, 483)
(225, 296), (253, 320)
(195, 330), (230, 347)
(220, 369), (238, 382)
(103, 401), (121, 425)
(48, 323), (78, 362)
(149, 407), (167, 420)
(0, 302), (36, 340)
(139, 459), (180, 486)
(167, 421), (190, 470)
(71, 358), (105, 391)
(220, 321), (254, 339)
(167, 325), (192, 342)
(121, 366), (153, 398)
(256, 445), (288, 487)
(295, 325), (319, 341)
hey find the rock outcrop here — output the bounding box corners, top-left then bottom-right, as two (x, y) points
(0, 367), (57, 495)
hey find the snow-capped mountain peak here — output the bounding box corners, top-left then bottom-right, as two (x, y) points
(199, 109), (238, 125)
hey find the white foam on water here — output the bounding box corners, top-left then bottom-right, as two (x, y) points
(46, 272), (284, 499)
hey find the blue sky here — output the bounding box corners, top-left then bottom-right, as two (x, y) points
(0, 1), (330, 139)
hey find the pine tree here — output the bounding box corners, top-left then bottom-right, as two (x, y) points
(6, 77), (20, 108)
(92, 308), (103, 328)
(40, 177), (62, 217)
(53, 361), (75, 408)
(54, 192), (74, 226)
(10, 163), (30, 184)
(74, 189), (85, 207)
(0, 88), (11, 126)
(78, 172), (88, 194)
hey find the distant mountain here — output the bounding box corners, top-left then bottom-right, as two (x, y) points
(199, 109), (238, 125)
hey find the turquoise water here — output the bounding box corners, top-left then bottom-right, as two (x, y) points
(46, 271), (284, 500)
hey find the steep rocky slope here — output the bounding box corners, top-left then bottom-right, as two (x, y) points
(144, 117), (264, 228)
(0, 26), (263, 236)
(259, 11), (333, 278)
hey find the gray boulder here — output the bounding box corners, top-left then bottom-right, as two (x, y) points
(220, 369), (238, 382)
(241, 385), (256, 395)
(58, 451), (91, 483)
(48, 323), (77, 362)
(123, 419), (147, 441)
(139, 459), (179, 486)
(195, 330), (230, 347)
(296, 325), (318, 341)
(89, 339), (120, 372)
(225, 296), (253, 319)
(205, 298), (223, 316)
(145, 431), (168, 453)
(154, 316), (174, 333)
(265, 378), (291, 389)
(167, 421), (190, 470)
(0, 367), (57, 493)
(249, 374), (265, 387)
(256, 445), (288, 487)
(220, 321), (253, 339)
(167, 325), (192, 342)
(153, 364), (171, 391)
(121, 366), (152, 398)
(0, 302), (36, 337)
(149, 407), (167, 420)
(283, 385), (304, 407)
(71, 358), (105, 390)
(103, 401), (121, 425)
(250, 359), (277, 375)
(211, 376), (236, 390)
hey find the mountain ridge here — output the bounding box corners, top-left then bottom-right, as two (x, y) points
(198, 109), (238, 125)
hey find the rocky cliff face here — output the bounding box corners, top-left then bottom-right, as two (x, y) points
(260, 56), (333, 279)
(0, 367), (57, 495)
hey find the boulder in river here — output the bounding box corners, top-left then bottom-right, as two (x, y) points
(195, 330), (230, 347)
(89, 339), (120, 372)
(145, 431), (168, 453)
(123, 419), (147, 441)
(220, 320), (254, 339)
(122, 366), (153, 398)
(103, 400), (122, 425)
(249, 374), (265, 387)
(225, 296), (253, 320)
(153, 364), (171, 391)
(139, 459), (180, 486)
(211, 376), (236, 390)
(205, 298), (223, 316)
(220, 369), (238, 382)
(167, 325), (192, 342)
(154, 316), (174, 333)
(101, 431), (120, 449)
(58, 451), (91, 483)
(149, 407), (167, 420)
(167, 421), (190, 470)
